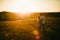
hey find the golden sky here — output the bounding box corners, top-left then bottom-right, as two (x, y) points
(0, 0), (60, 12)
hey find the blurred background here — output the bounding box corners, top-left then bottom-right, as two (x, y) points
(0, 11), (60, 40)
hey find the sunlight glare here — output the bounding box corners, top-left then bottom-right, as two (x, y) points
(0, 0), (60, 13)
(2, 0), (40, 13)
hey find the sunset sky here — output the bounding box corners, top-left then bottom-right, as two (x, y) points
(0, 0), (60, 12)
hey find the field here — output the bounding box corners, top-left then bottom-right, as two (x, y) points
(0, 12), (60, 40)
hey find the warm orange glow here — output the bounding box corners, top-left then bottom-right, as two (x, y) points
(14, 12), (32, 18)
(35, 35), (40, 40)
(33, 30), (39, 35)
(32, 29), (40, 40)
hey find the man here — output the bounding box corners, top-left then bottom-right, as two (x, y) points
(38, 13), (45, 31)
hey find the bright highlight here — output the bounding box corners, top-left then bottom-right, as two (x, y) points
(0, 0), (60, 13)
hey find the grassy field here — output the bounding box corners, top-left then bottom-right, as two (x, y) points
(0, 12), (39, 40)
(0, 12), (60, 40)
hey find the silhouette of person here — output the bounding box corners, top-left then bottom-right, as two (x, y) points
(38, 14), (45, 31)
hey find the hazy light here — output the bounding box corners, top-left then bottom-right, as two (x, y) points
(0, 0), (40, 13)
(15, 12), (32, 18)
(33, 30), (39, 35)
(32, 29), (40, 40)
(0, 0), (60, 13)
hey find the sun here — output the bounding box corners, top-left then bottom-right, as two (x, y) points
(1, 0), (40, 13)
(0, 0), (60, 13)
(1, 0), (40, 16)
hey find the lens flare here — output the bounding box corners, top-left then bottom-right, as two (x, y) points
(32, 29), (40, 40)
